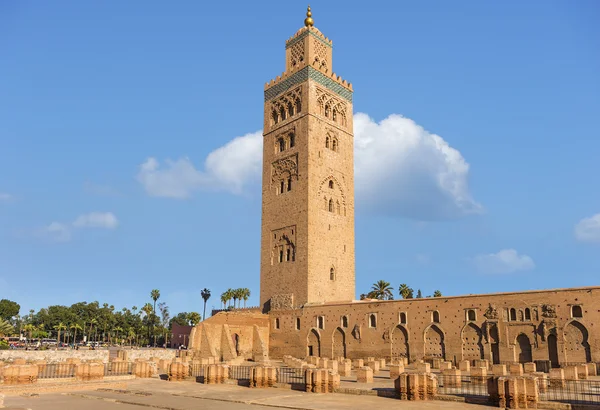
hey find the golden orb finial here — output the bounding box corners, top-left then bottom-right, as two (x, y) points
(304, 5), (314, 27)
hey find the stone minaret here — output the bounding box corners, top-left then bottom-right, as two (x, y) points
(260, 6), (355, 312)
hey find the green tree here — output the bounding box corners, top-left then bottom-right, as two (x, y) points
(399, 284), (414, 299)
(54, 322), (67, 344)
(433, 290), (442, 297)
(0, 318), (14, 336)
(0, 299), (20, 321)
(416, 289), (423, 298)
(201, 288), (211, 320)
(241, 288), (251, 308)
(70, 323), (82, 344)
(150, 289), (160, 346)
(370, 280), (394, 300)
(188, 312), (201, 326)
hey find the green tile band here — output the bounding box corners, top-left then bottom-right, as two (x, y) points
(265, 66), (352, 103)
(286, 30), (332, 49)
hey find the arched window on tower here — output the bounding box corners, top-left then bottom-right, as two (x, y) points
(278, 138), (285, 153)
(287, 102), (294, 118)
(272, 110), (278, 125)
(525, 308), (531, 321)
(295, 98), (301, 114)
(510, 308), (517, 321)
(329, 180), (334, 189)
(332, 139), (338, 152)
(287, 178), (292, 192)
(325, 136), (330, 149)
(341, 316), (348, 328)
(325, 104), (330, 118)
(289, 133), (295, 148)
(286, 248), (290, 262)
(279, 249), (283, 263)
(328, 199), (334, 212)
(332, 109), (337, 122)
(330, 267), (335, 281)
(280, 180), (285, 194)
(572, 305), (583, 318)
(280, 106), (286, 121)
(400, 312), (407, 324)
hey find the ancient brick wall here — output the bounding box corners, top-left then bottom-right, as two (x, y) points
(269, 286), (600, 365)
(0, 349), (109, 363)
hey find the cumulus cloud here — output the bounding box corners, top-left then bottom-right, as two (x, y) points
(137, 113), (481, 220)
(471, 249), (535, 274)
(136, 131), (263, 198)
(574, 213), (600, 243)
(38, 212), (119, 242)
(73, 212), (119, 229)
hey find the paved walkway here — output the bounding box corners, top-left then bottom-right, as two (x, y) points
(3, 378), (497, 410)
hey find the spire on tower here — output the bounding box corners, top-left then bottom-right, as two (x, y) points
(304, 5), (314, 27)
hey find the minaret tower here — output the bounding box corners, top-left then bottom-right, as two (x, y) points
(260, 6), (355, 311)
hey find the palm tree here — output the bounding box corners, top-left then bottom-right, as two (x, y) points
(54, 322), (67, 345)
(220, 292), (228, 309)
(416, 289), (423, 298)
(141, 303), (153, 345)
(228, 288), (237, 309)
(188, 312), (201, 326)
(150, 289), (160, 315)
(70, 323), (82, 344)
(114, 326), (124, 345)
(371, 280), (394, 300)
(88, 318), (98, 343)
(201, 288), (211, 320)
(399, 284), (414, 299)
(23, 323), (36, 341)
(0, 318), (14, 337)
(241, 288), (251, 308)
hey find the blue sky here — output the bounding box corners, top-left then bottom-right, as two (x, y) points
(1, 1), (599, 317)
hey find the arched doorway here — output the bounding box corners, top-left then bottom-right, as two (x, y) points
(548, 334), (559, 368)
(391, 325), (409, 362)
(489, 324), (500, 364)
(232, 333), (240, 356)
(462, 323), (484, 361)
(332, 328), (346, 359)
(516, 334), (532, 363)
(564, 321), (591, 363)
(307, 329), (321, 357)
(424, 325), (445, 360)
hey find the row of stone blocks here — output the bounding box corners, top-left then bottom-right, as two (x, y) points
(305, 369), (340, 393)
(0, 360), (154, 385)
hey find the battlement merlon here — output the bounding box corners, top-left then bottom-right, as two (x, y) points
(264, 64), (353, 103)
(285, 26), (332, 49)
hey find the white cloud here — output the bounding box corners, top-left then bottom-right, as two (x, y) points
(137, 113), (481, 220)
(73, 212), (119, 229)
(574, 214), (600, 243)
(37, 212), (118, 242)
(136, 131), (263, 198)
(0, 193), (13, 202)
(471, 249), (535, 274)
(40, 222), (72, 242)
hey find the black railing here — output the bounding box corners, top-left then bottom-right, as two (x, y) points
(104, 362), (133, 376)
(538, 379), (600, 406)
(437, 375), (492, 398)
(228, 365), (252, 381)
(188, 364), (207, 377)
(37, 363), (76, 379)
(278, 367), (305, 385)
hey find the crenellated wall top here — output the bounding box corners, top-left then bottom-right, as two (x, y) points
(285, 26), (332, 49)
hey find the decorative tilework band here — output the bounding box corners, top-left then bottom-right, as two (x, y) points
(265, 66), (353, 103)
(286, 30), (332, 49)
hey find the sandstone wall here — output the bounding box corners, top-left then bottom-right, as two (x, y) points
(125, 349), (177, 362)
(0, 350), (109, 363)
(269, 286), (600, 365)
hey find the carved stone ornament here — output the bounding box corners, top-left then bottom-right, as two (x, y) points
(541, 304), (557, 318)
(270, 294), (294, 311)
(352, 324), (361, 342)
(271, 155), (298, 183)
(382, 329), (390, 343)
(483, 303), (499, 320)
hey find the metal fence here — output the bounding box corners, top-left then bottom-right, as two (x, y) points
(37, 363), (76, 379)
(188, 364), (207, 378)
(228, 365), (252, 381)
(104, 362), (133, 376)
(277, 367), (306, 385)
(538, 379), (600, 406)
(437, 374), (492, 399)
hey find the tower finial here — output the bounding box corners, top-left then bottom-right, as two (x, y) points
(304, 5), (314, 27)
